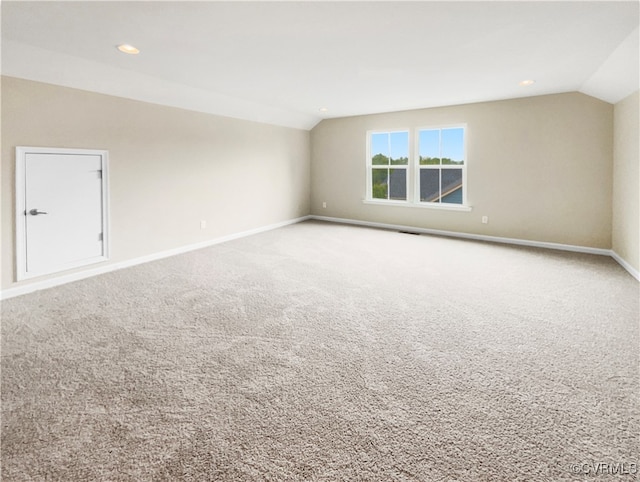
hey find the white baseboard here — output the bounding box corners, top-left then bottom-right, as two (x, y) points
(2, 214), (637, 300)
(310, 215), (612, 256)
(610, 250), (640, 281)
(311, 215), (640, 280)
(0, 215), (311, 300)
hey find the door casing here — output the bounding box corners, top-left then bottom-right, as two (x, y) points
(15, 146), (110, 281)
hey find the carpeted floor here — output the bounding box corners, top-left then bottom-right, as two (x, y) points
(1, 220), (638, 481)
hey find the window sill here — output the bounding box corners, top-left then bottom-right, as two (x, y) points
(362, 199), (473, 212)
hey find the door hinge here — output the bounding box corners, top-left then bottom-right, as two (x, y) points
(97, 170), (102, 179)
(98, 233), (103, 241)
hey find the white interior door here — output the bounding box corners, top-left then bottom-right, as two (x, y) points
(16, 147), (109, 280)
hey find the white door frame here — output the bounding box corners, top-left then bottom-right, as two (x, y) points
(15, 146), (110, 281)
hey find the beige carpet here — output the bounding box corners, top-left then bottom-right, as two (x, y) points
(1, 220), (638, 481)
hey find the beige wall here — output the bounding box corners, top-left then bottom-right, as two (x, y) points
(1, 76), (310, 290)
(311, 93), (613, 248)
(612, 90), (640, 272)
(1, 78), (627, 292)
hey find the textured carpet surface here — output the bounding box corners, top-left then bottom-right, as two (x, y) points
(1, 220), (638, 481)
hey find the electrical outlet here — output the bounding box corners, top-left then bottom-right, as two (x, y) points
(200, 220), (207, 229)
(322, 201), (327, 208)
(481, 216), (489, 224)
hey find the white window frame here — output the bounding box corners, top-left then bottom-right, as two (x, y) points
(365, 129), (410, 204)
(364, 124), (471, 211)
(415, 124), (467, 208)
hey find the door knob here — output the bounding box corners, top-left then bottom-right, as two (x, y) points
(29, 209), (48, 216)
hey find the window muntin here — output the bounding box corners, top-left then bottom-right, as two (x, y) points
(366, 126), (467, 208)
(369, 131), (409, 201)
(418, 127), (465, 205)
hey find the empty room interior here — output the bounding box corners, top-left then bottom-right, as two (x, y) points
(1, 1), (639, 481)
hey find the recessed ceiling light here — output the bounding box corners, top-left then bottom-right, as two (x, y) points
(319, 107), (329, 113)
(117, 44), (140, 55)
(519, 79), (535, 86)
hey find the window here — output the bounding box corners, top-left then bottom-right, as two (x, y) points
(418, 127), (465, 205)
(366, 125), (467, 209)
(368, 131), (408, 201)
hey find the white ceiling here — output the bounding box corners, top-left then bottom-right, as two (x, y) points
(2, 1), (639, 130)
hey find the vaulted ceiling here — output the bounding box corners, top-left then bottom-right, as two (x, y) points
(2, 1), (638, 130)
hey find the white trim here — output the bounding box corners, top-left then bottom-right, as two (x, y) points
(0, 215), (311, 300)
(312, 215), (638, 280)
(366, 125), (468, 208)
(15, 147), (110, 281)
(310, 215), (611, 256)
(610, 250), (640, 281)
(3, 215), (636, 300)
(366, 129), (411, 202)
(415, 124), (467, 206)
(362, 199), (472, 211)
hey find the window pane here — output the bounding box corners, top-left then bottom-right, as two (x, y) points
(441, 168), (463, 204)
(419, 129), (440, 165)
(441, 128), (464, 165)
(371, 133), (389, 165)
(389, 169), (407, 200)
(390, 131), (409, 165)
(372, 168), (388, 199)
(420, 169), (440, 203)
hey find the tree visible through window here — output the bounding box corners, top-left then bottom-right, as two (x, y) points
(366, 126), (466, 206)
(369, 131), (408, 201)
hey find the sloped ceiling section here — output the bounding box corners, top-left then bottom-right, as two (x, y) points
(2, 1), (639, 130)
(579, 27), (640, 104)
(1, 40), (319, 129)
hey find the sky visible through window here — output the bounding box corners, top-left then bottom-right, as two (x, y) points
(370, 128), (464, 162)
(371, 132), (408, 160)
(419, 128), (464, 162)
